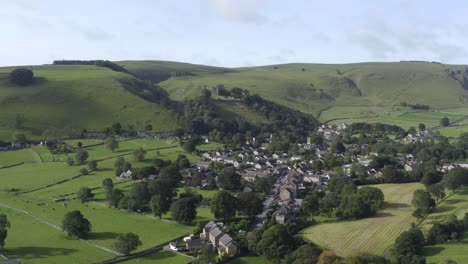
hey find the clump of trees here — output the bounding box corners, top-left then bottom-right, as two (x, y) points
(62, 210), (91, 238)
(391, 227), (426, 264)
(301, 181), (384, 220)
(411, 189), (435, 219)
(426, 213), (468, 244)
(0, 214), (11, 250)
(10, 68), (34, 86)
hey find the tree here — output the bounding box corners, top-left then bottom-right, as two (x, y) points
(13, 132), (27, 143)
(76, 187), (94, 203)
(144, 124), (153, 131)
(392, 228), (425, 263)
(114, 157), (131, 176)
(79, 168), (89, 175)
(440, 117), (449, 127)
(0, 214), (11, 250)
(301, 191), (321, 216)
(238, 192), (263, 218)
(412, 189), (435, 218)
(201, 89), (212, 99)
(127, 182), (150, 211)
(318, 251), (340, 264)
(178, 157), (190, 169)
(66, 157), (74, 166)
(171, 198), (197, 224)
(427, 183), (445, 203)
(256, 224), (296, 262)
(420, 170), (441, 187)
(382, 165), (403, 183)
(87, 160), (98, 171)
(107, 188), (124, 208)
(62, 210), (91, 238)
(149, 180), (177, 218)
(112, 122), (122, 134)
(418, 123), (426, 131)
(193, 245), (217, 264)
(114, 232), (141, 255)
(75, 149), (89, 165)
(443, 168), (468, 192)
(133, 147), (147, 162)
(102, 178), (114, 193)
(10, 68), (34, 86)
(211, 190), (238, 220)
(217, 169), (241, 190)
(290, 244), (322, 264)
(105, 138), (119, 152)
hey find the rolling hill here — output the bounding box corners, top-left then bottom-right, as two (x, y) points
(138, 61), (468, 127)
(0, 64), (178, 140)
(2, 60), (468, 141)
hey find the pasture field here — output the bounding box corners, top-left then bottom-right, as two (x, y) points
(0, 138), (211, 263)
(0, 206), (114, 264)
(300, 183), (423, 256)
(420, 187), (468, 263)
(435, 125), (468, 138)
(0, 148), (38, 166)
(329, 110), (466, 130)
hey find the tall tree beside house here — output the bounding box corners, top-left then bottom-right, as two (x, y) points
(0, 214), (11, 250)
(211, 190), (238, 220)
(62, 210), (91, 238)
(105, 138), (119, 152)
(217, 169), (241, 191)
(171, 198), (197, 224)
(114, 232), (141, 255)
(114, 157), (132, 176)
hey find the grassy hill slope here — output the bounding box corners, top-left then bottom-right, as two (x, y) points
(152, 62), (468, 125)
(0, 65), (177, 140)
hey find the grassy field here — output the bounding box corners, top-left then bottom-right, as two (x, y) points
(0, 139), (212, 263)
(300, 183), (423, 257)
(0, 206), (114, 264)
(420, 187), (468, 263)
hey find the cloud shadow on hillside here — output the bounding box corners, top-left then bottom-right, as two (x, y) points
(88, 231), (119, 240)
(384, 202), (410, 210)
(4, 246), (77, 259)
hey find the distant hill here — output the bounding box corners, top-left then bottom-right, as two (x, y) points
(2, 60), (468, 140)
(128, 61), (468, 123)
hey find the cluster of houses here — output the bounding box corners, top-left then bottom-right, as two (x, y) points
(170, 221), (239, 257)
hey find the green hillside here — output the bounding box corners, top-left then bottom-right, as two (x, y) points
(152, 61), (468, 127)
(0, 65), (177, 140)
(3, 61), (468, 141)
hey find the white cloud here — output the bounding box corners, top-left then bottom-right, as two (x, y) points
(207, 0), (268, 25)
(64, 21), (115, 41)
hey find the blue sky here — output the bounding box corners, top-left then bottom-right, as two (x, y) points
(2, 0), (468, 67)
